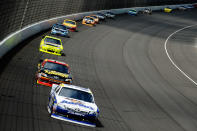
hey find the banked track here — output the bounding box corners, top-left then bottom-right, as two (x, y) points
(1, 9), (197, 131)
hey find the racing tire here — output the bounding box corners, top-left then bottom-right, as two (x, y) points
(61, 52), (66, 56)
(49, 104), (54, 116)
(66, 35), (70, 38)
(47, 100), (54, 116)
(89, 117), (98, 124)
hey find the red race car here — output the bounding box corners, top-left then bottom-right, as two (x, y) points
(36, 59), (72, 87)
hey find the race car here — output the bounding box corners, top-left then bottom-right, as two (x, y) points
(164, 7), (172, 13)
(143, 8), (152, 15)
(82, 16), (96, 26)
(63, 19), (77, 32)
(96, 13), (106, 21)
(39, 35), (64, 56)
(128, 9), (138, 16)
(90, 15), (99, 24)
(36, 59), (72, 87)
(104, 12), (115, 18)
(48, 83), (99, 127)
(185, 5), (194, 9)
(178, 6), (187, 11)
(51, 23), (69, 37)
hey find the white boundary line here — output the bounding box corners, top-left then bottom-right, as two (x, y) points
(164, 24), (197, 85)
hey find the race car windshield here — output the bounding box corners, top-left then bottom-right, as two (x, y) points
(55, 24), (67, 30)
(44, 62), (69, 74)
(87, 17), (93, 20)
(44, 38), (61, 45)
(65, 21), (75, 25)
(59, 87), (94, 103)
(91, 16), (96, 18)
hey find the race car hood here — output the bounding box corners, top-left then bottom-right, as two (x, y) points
(57, 96), (98, 113)
(44, 70), (70, 78)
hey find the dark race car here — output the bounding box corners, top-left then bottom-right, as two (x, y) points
(36, 59), (72, 87)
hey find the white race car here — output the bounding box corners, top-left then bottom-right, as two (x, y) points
(143, 8), (152, 15)
(104, 12), (115, 18)
(48, 83), (99, 127)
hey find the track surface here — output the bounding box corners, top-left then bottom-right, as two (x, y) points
(1, 9), (197, 131)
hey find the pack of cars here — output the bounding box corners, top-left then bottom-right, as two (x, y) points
(37, 4), (196, 126)
(162, 5), (195, 13)
(37, 13), (117, 127)
(127, 4), (195, 16)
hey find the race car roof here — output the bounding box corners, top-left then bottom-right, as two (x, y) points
(60, 83), (92, 94)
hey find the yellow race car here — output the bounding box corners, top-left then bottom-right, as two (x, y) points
(90, 15), (99, 23)
(39, 35), (63, 56)
(82, 16), (96, 26)
(164, 7), (172, 13)
(63, 19), (77, 32)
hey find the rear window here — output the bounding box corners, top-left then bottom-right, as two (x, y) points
(65, 21), (75, 25)
(54, 24), (67, 30)
(44, 38), (61, 45)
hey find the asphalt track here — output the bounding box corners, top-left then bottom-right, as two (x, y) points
(1, 9), (197, 131)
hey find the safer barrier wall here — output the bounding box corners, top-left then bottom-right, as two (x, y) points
(0, 1), (195, 59)
(0, 0), (196, 41)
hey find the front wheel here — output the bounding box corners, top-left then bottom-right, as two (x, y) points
(48, 99), (54, 115)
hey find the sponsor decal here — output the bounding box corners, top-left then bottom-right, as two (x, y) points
(44, 70), (69, 78)
(61, 100), (94, 110)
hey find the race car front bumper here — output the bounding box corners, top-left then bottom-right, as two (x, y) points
(50, 105), (97, 127)
(37, 76), (72, 87)
(51, 113), (96, 127)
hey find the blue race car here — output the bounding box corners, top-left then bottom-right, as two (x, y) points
(185, 5), (194, 9)
(128, 9), (138, 16)
(51, 23), (70, 38)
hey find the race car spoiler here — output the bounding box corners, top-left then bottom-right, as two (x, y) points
(51, 113), (96, 127)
